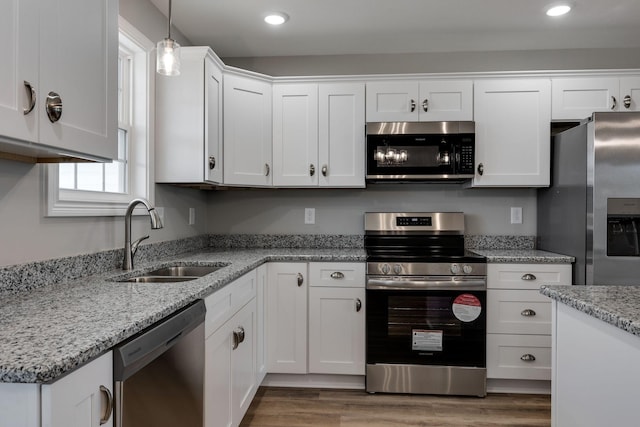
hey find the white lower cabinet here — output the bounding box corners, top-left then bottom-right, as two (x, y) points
(266, 262), (308, 373)
(204, 270), (258, 427)
(41, 351), (114, 427)
(486, 263), (571, 382)
(0, 351), (115, 427)
(255, 264), (268, 383)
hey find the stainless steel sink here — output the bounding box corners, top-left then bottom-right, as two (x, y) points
(116, 263), (229, 283)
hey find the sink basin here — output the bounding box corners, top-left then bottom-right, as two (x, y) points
(116, 263), (230, 283)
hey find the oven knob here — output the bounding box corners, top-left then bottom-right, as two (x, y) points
(380, 263), (391, 274)
(450, 263), (460, 274)
(393, 264), (403, 275)
(463, 264), (473, 274)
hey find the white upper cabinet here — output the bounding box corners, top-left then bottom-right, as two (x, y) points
(551, 75), (640, 120)
(365, 80), (473, 122)
(473, 79), (551, 187)
(224, 73), (272, 186)
(156, 47), (224, 184)
(272, 83), (319, 186)
(318, 83), (366, 187)
(0, 0), (118, 162)
(272, 82), (365, 187)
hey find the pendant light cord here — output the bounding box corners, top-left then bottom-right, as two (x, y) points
(168, 0), (173, 40)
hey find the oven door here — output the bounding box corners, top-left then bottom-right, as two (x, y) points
(366, 276), (486, 368)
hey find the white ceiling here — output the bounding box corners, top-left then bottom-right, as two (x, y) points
(151, 0), (640, 58)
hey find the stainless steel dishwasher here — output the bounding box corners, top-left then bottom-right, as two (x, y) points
(113, 300), (206, 427)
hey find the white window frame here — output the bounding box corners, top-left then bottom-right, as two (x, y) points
(46, 17), (155, 217)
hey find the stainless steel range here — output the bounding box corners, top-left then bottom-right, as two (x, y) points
(364, 212), (487, 397)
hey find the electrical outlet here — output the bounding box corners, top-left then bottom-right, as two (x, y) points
(304, 208), (315, 225)
(511, 207), (523, 224)
(189, 207), (196, 226)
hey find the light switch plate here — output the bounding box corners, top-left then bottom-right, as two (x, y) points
(510, 207), (523, 224)
(189, 207), (196, 225)
(305, 208), (315, 224)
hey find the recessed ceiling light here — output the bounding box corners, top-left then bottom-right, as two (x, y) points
(546, 4), (572, 16)
(264, 12), (289, 25)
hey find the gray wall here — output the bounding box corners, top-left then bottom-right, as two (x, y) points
(205, 186), (537, 236)
(224, 48), (640, 76)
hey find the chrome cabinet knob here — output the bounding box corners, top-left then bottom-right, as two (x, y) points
(310, 164), (315, 176)
(322, 165), (328, 177)
(477, 163), (484, 176)
(23, 81), (36, 115)
(611, 96), (617, 110)
(410, 99), (416, 112)
(422, 99), (429, 112)
(624, 95), (632, 109)
(355, 298), (362, 312)
(209, 156), (216, 170)
(265, 163), (270, 176)
(46, 91), (63, 123)
(297, 272), (304, 287)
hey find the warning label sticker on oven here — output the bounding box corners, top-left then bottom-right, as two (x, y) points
(452, 294), (482, 322)
(412, 330), (443, 352)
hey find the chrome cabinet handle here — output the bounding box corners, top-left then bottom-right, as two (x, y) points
(355, 298), (362, 312)
(521, 309), (537, 317)
(611, 96), (617, 110)
(330, 271), (345, 279)
(99, 385), (113, 425)
(521, 273), (537, 281)
(310, 164), (315, 176)
(232, 326), (245, 350)
(265, 163), (270, 176)
(209, 156), (216, 170)
(477, 163), (484, 176)
(624, 95), (632, 109)
(322, 165), (328, 177)
(297, 272), (304, 287)
(46, 91), (62, 123)
(23, 81), (36, 115)
(422, 99), (428, 112)
(520, 354), (536, 362)
(410, 99), (416, 112)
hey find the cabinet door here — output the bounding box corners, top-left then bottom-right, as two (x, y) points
(620, 76), (640, 112)
(487, 289), (552, 335)
(551, 77), (619, 120)
(318, 83), (366, 187)
(418, 80), (473, 121)
(38, 0), (118, 160)
(205, 314), (233, 427)
(473, 79), (551, 187)
(224, 74), (272, 186)
(272, 83), (319, 187)
(42, 352), (114, 427)
(266, 263), (308, 374)
(206, 57), (224, 183)
(487, 334), (551, 380)
(0, 0), (38, 145)
(255, 264), (268, 383)
(365, 81), (419, 122)
(308, 287), (365, 375)
(231, 299), (257, 426)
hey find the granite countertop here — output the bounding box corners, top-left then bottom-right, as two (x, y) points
(472, 249), (575, 264)
(541, 285), (640, 338)
(0, 248), (365, 384)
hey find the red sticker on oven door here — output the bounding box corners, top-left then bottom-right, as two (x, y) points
(452, 294), (482, 322)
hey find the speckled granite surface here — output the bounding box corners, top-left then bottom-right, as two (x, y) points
(465, 235), (536, 250)
(471, 249), (575, 264)
(209, 234), (364, 249)
(541, 285), (640, 338)
(0, 248), (365, 383)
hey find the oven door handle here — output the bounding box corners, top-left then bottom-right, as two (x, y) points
(366, 276), (486, 291)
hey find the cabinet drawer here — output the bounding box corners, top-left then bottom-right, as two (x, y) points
(487, 334), (551, 380)
(487, 263), (571, 290)
(487, 290), (551, 335)
(205, 269), (257, 337)
(309, 262), (365, 288)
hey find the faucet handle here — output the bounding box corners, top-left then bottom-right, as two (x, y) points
(131, 235), (149, 256)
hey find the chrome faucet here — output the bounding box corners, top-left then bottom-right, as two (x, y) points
(123, 198), (163, 270)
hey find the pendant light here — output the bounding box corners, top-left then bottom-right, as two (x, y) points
(157, 0), (181, 76)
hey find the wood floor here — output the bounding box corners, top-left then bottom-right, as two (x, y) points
(240, 387), (551, 427)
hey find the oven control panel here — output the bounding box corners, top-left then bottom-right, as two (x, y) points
(368, 262), (487, 276)
(396, 216), (432, 227)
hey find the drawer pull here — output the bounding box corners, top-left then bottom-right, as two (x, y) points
(355, 298), (362, 312)
(521, 273), (537, 281)
(520, 354), (536, 362)
(297, 273), (304, 287)
(521, 309), (536, 317)
(330, 271), (345, 279)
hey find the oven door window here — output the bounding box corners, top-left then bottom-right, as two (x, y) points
(366, 289), (486, 367)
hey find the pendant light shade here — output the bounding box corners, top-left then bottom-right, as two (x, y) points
(156, 0), (181, 76)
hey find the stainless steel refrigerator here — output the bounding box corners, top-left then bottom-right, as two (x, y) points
(538, 111), (640, 285)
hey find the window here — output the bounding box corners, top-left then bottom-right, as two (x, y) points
(47, 17), (154, 216)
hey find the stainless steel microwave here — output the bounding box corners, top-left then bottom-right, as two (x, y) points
(365, 121), (475, 182)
